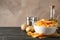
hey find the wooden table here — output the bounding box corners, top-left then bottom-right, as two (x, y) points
(0, 27), (60, 40)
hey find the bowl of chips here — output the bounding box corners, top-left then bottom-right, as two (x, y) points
(33, 19), (58, 35)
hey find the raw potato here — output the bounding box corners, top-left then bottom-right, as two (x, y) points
(21, 24), (28, 30)
(26, 26), (34, 32)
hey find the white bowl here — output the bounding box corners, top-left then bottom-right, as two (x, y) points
(33, 25), (57, 35)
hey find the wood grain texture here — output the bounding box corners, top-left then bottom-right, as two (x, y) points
(0, 0), (60, 27)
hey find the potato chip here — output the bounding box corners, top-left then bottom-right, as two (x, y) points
(35, 19), (58, 27)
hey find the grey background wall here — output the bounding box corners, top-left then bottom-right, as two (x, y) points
(0, 0), (60, 27)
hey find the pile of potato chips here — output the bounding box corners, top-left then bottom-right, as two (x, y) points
(35, 19), (58, 27)
(27, 31), (47, 39)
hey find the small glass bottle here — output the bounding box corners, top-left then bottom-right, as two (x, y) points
(26, 17), (32, 26)
(26, 16), (38, 26)
(32, 17), (38, 25)
(49, 5), (57, 22)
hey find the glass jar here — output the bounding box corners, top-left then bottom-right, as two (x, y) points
(26, 16), (39, 26)
(26, 17), (32, 26)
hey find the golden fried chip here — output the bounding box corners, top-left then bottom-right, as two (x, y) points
(35, 19), (58, 27)
(27, 32), (32, 36)
(31, 32), (40, 38)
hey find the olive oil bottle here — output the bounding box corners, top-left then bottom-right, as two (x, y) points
(49, 5), (57, 22)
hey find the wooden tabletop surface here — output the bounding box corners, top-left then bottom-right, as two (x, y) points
(0, 27), (60, 40)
